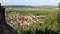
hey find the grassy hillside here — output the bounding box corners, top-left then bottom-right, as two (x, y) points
(5, 8), (60, 34)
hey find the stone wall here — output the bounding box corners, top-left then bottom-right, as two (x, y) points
(0, 3), (18, 34)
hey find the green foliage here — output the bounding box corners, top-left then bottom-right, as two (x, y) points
(42, 10), (60, 34)
(57, 11), (60, 23)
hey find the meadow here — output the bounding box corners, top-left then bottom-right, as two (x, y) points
(5, 8), (60, 34)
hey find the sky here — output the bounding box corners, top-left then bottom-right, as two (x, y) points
(0, 0), (60, 6)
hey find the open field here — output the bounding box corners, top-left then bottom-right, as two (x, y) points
(5, 8), (59, 15)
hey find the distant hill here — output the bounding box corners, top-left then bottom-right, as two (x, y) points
(4, 5), (58, 8)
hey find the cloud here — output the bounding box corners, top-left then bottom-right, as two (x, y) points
(50, 0), (54, 2)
